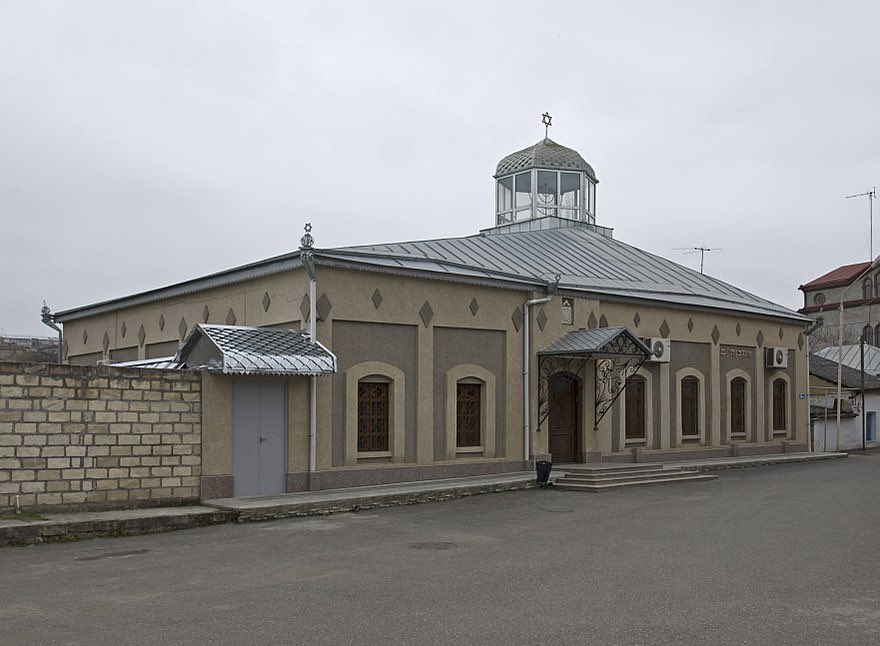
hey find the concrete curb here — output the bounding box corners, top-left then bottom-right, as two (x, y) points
(207, 474), (537, 522)
(0, 507), (236, 547)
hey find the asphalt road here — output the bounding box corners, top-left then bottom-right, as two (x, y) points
(2, 455), (879, 646)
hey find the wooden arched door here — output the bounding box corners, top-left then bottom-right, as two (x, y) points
(548, 372), (581, 463)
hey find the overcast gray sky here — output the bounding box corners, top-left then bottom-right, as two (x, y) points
(2, 1), (878, 336)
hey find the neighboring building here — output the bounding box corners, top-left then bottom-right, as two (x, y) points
(0, 335), (58, 363)
(54, 131), (811, 498)
(813, 344), (880, 377)
(799, 261), (880, 349)
(809, 353), (880, 451)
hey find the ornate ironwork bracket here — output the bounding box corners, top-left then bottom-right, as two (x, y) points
(593, 354), (647, 429)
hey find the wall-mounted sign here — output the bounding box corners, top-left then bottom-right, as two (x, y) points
(720, 346), (752, 358)
(561, 298), (574, 325)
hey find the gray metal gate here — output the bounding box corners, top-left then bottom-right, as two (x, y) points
(232, 379), (287, 496)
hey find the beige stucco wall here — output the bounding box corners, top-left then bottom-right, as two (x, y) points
(62, 270), (308, 363)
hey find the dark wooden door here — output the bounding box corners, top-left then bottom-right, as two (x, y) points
(548, 373), (580, 463)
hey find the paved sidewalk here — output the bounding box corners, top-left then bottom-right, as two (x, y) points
(0, 451), (849, 547)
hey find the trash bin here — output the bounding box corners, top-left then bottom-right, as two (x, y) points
(536, 460), (552, 488)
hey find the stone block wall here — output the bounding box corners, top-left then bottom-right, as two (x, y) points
(0, 362), (202, 512)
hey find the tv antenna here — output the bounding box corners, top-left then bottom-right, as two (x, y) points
(673, 247), (721, 274)
(846, 187), (877, 260)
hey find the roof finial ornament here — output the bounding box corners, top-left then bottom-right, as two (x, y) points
(542, 112), (552, 139)
(300, 222), (314, 250)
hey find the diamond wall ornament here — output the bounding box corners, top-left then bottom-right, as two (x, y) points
(537, 308), (547, 331)
(300, 294), (310, 321)
(633, 313), (641, 328)
(120, 321), (126, 338)
(419, 301), (434, 327)
(587, 311), (598, 329)
(371, 289), (383, 309)
(316, 293), (332, 321)
(138, 324), (146, 347)
(798, 333), (804, 351)
(512, 307), (523, 332)
(687, 318), (694, 333)
(778, 327), (784, 340)
(756, 330), (764, 348)
(736, 323), (742, 337)
(262, 291), (271, 312)
(659, 319), (670, 339)
(226, 309), (236, 326)
(82, 329), (88, 344)
(159, 314), (165, 331)
(711, 325), (720, 345)
(469, 297), (480, 316)
(178, 317), (188, 341)
(102, 332), (110, 352)
(202, 306), (210, 323)
(599, 314), (608, 328)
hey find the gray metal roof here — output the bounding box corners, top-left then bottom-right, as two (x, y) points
(538, 326), (651, 358)
(110, 356), (179, 370)
(177, 324), (337, 375)
(813, 344), (880, 377)
(809, 352), (880, 390)
(323, 224), (808, 322)
(56, 215), (806, 325)
(495, 138), (597, 180)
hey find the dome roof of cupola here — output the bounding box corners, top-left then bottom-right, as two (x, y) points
(495, 138), (597, 180)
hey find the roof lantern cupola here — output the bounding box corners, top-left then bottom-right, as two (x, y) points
(493, 114), (598, 228)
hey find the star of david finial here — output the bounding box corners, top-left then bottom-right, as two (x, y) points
(300, 222), (314, 249)
(542, 112), (552, 138)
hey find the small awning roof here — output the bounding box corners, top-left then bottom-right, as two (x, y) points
(177, 324), (337, 376)
(538, 326), (652, 359)
(110, 356), (179, 369)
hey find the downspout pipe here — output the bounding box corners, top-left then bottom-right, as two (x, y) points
(300, 225), (318, 475)
(523, 295), (552, 462)
(40, 302), (63, 363)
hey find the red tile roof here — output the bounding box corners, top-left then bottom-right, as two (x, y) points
(800, 261), (871, 290)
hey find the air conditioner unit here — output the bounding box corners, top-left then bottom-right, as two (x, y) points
(642, 338), (671, 362)
(765, 347), (788, 369)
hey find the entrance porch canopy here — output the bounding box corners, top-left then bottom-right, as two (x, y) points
(537, 326), (652, 430)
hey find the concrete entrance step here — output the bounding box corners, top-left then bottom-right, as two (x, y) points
(553, 472), (717, 492)
(557, 464), (669, 476)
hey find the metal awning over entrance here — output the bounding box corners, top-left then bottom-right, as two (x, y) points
(177, 324), (337, 375)
(537, 326), (652, 430)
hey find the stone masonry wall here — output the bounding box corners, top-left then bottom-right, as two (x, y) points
(0, 362), (201, 512)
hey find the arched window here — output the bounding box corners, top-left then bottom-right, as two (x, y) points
(625, 376), (647, 440)
(445, 364), (496, 459)
(875, 273), (880, 298)
(772, 378), (787, 432)
(864, 325), (874, 346)
(345, 361), (406, 464)
(357, 380), (389, 452)
(864, 278), (874, 300)
(730, 377), (747, 437)
(456, 381), (482, 447)
(681, 376), (700, 438)
(874, 323), (880, 347)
